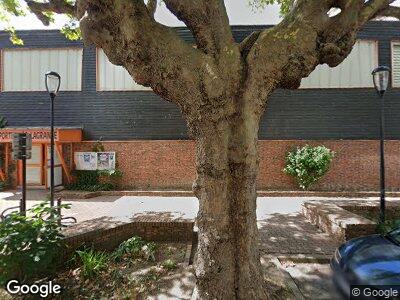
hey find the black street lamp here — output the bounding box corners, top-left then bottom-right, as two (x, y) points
(372, 66), (390, 224)
(45, 71), (61, 208)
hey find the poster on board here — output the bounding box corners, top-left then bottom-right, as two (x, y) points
(74, 152), (97, 170)
(97, 152), (116, 170)
(74, 152), (116, 171)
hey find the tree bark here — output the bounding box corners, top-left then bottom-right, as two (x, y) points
(192, 101), (268, 299)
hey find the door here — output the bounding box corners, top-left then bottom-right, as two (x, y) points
(46, 145), (63, 187)
(26, 145), (43, 185)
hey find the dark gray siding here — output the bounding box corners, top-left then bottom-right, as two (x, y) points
(0, 22), (400, 140)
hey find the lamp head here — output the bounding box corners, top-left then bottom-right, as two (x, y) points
(372, 66), (390, 96)
(45, 71), (61, 96)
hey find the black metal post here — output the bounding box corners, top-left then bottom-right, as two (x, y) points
(50, 93), (55, 208)
(57, 197), (61, 226)
(379, 92), (386, 223)
(21, 153), (26, 216)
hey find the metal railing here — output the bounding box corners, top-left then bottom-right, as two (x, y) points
(0, 197), (77, 225)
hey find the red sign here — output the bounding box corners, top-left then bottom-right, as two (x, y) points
(0, 128), (81, 143)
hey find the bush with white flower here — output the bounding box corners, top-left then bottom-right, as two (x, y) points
(284, 145), (334, 190)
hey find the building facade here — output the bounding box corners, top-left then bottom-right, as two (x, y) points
(1, 21), (400, 191)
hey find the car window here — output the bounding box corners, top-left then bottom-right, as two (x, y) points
(387, 227), (400, 245)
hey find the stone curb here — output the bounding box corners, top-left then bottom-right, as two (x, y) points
(301, 200), (386, 242)
(56, 189), (400, 199)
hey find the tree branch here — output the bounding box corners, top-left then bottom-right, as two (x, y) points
(79, 1), (200, 101)
(25, 0), (76, 25)
(23, 0), (244, 134)
(146, 0), (157, 17)
(163, 0), (237, 57)
(239, 30), (261, 59)
(241, 0), (394, 115)
(375, 5), (400, 19)
(77, 0), (240, 131)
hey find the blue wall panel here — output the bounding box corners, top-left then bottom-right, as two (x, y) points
(0, 22), (399, 140)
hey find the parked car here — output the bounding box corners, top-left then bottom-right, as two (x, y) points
(331, 227), (400, 299)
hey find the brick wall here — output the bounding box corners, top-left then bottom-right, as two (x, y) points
(72, 140), (400, 191)
(73, 141), (197, 190)
(64, 218), (194, 254)
(259, 140), (400, 191)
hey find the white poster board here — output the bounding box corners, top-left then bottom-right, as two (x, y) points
(97, 152), (116, 170)
(74, 152), (116, 171)
(74, 152), (98, 171)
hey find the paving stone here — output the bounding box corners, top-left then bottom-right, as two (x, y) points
(281, 262), (341, 300)
(258, 213), (340, 257)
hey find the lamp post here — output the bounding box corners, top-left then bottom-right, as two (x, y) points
(45, 71), (61, 208)
(372, 66), (390, 224)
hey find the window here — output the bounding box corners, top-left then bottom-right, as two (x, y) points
(97, 49), (150, 91)
(2, 48), (83, 91)
(301, 40), (378, 89)
(392, 42), (400, 88)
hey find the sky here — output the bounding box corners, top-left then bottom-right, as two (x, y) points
(3, 0), (400, 30)
(3, 1), (283, 30)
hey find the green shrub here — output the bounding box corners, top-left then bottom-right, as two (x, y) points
(0, 202), (67, 284)
(377, 218), (400, 234)
(76, 248), (109, 279)
(162, 259), (177, 271)
(284, 145), (334, 190)
(112, 237), (157, 262)
(112, 236), (145, 261)
(67, 170), (118, 191)
(91, 139), (105, 152)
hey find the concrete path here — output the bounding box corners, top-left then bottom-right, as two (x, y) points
(0, 190), (375, 258)
(0, 190), (199, 223)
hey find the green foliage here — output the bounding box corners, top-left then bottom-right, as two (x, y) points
(113, 236), (145, 261)
(248, 0), (295, 16)
(0, 0), (78, 44)
(377, 219), (400, 235)
(92, 139), (105, 152)
(162, 259), (177, 271)
(0, 202), (68, 284)
(76, 248), (109, 279)
(284, 145), (334, 190)
(0, 0), (25, 45)
(61, 20), (81, 40)
(67, 170), (120, 191)
(73, 170), (100, 186)
(112, 237), (157, 262)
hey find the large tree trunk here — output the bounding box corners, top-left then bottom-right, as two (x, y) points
(192, 103), (268, 299)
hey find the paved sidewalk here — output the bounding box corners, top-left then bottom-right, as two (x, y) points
(0, 190), (377, 258)
(259, 213), (339, 257)
(0, 190), (198, 223)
